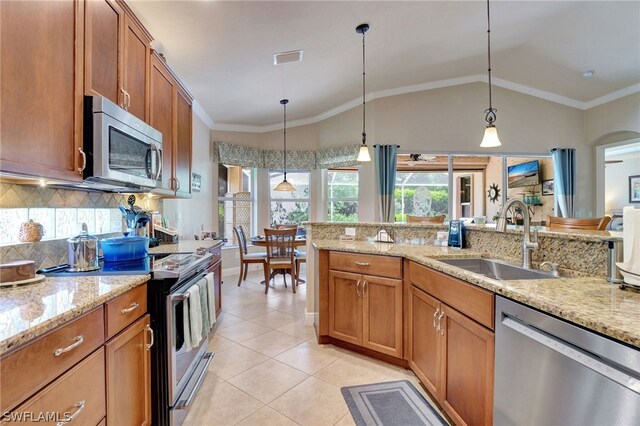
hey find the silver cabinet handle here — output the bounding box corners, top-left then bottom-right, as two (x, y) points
(176, 178), (181, 191)
(121, 302), (140, 314)
(354, 262), (370, 267)
(356, 279), (361, 297)
(55, 400), (85, 426)
(433, 308), (440, 331)
(145, 324), (154, 350)
(362, 281), (368, 298)
(125, 90), (131, 110)
(77, 148), (86, 174)
(120, 88), (127, 109)
(438, 311), (445, 335)
(54, 336), (84, 357)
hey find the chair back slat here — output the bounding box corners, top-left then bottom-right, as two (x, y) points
(238, 225), (249, 254)
(233, 226), (245, 259)
(274, 224), (298, 230)
(547, 215), (611, 231)
(264, 228), (296, 262)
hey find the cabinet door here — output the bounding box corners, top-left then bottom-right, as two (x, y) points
(440, 306), (494, 426)
(122, 14), (150, 120)
(362, 275), (403, 358)
(84, 0), (122, 106)
(174, 87), (192, 196)
(408, 286), (441, 398)
(328, 270), (363, 346)
(105, 314), (152, 426)
(0, 0), (84, 181)
(149, 53), (175, 191)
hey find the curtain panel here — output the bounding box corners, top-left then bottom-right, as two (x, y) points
(551, 148), (576, 218)
(374, 145), (399, 223)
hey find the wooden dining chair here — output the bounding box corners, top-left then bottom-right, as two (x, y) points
(546, 215), (611, 231)
(274, 224), (298, 230)
(233, 226), (266, 287)
(406, 214), (446, 224)
(295, 251), (306, 286)
(263, 228), (297, 294)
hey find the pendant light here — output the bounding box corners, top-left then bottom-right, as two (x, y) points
(480, 0), (502, 148)
(274, 99), (296, 192)
(356, 23), (371, 162)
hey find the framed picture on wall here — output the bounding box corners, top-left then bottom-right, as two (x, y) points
(630, 175), (640, 203)
(192, 173), (202, 192)
(542, 179), (554, 196)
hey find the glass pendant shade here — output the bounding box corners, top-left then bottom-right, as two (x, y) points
(274, 178), (295, 192)
(480, 125), (501, 148)
(357, 145), (371, 162)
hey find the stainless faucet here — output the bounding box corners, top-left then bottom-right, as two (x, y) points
(496, 199), (539, 269)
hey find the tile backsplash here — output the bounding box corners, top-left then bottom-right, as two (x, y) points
(0, 182), (162, 270)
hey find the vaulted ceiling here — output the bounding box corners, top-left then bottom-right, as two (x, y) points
(128, 1), (640, 130)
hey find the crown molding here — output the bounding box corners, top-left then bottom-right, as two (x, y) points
(209, 76), (640, 133)
(192, 99), (215, 129)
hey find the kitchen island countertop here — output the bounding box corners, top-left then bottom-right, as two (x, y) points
(312, 239), (640, 348)
(0, 274), (149, 355)
(148, 239), (224, 254)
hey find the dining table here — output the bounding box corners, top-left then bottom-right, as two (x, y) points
(249, 235), (307, 285)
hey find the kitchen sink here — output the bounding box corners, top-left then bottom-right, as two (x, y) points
(438, 258), (555, 280)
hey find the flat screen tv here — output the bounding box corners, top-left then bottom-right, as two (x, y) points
(507, 160), (540, 188)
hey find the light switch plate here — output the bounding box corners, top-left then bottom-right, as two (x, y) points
(345, 227), (356, 236)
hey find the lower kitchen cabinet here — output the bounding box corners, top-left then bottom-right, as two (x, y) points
(328, 269), (403, 357)
(105, 314), (152, 426)
(408, 286), (441, 397)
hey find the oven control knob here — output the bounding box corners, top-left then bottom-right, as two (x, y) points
(196, 247), (207, 256)
(164, 260), (180, 270)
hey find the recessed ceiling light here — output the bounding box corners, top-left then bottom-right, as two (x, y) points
(273, 50), (303, 65)
(582, 70), (595, 78)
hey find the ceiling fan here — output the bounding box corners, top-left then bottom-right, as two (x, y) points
(605, 159), (623, 164)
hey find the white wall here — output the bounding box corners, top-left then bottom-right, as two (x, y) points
(605, 152), (640, 214)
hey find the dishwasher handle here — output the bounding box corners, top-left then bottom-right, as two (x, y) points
(502, 315), (640, 394)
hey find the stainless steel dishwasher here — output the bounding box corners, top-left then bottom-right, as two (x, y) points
(494, 296), (640, 425)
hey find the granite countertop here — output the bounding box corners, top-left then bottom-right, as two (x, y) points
(148, 239), (224, 255)
(0, 274), (149, 355)
(312, 239), (640, 348)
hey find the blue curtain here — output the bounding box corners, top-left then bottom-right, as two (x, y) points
(551, 148), (576, 218)
(374, 145), (399, 222)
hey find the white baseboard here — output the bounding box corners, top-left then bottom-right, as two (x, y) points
(304, 309), (315, 326)
(222, 264), (262, 278)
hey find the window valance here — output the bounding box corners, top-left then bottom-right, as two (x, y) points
(212, 141), (361, 170)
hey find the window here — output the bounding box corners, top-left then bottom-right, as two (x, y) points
(218, 165), (254, 245)
(395, 172), (449, 222)
(327, 169), (358, 222)
(269, 171), (310, 225)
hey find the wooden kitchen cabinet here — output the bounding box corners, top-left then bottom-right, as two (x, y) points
(85, 0), (151, 119)
(328, 270), (363, 346)
(408, 261), (494, 426)
(174, 86), (193, 196)
(0, 0), (84, 181)
(105, 314), (152, 426)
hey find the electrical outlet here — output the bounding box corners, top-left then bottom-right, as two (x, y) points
(345, 227), (356, 236)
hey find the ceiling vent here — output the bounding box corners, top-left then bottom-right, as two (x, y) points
(273, 50), (303, 65)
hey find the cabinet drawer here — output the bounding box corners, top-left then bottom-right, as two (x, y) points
(105, 284), (147, 339)
(0, 307), (105, 412)
(2, 348), (106, 426)
(410, 262), (494, 330)
(329, 251), (402, 279)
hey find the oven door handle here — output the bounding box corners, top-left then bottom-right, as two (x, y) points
(175, 352), (215, 409)
(172, 292), (190, 302)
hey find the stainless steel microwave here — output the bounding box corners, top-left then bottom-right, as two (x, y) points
(82, 96), (164, 191)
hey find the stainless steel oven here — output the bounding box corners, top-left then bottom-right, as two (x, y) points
(83, 95), (164, 190)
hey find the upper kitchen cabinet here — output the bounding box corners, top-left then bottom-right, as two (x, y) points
(0, 0), (85, 181)
(149, 51), (193, 198)
(84, 0), (151, 121)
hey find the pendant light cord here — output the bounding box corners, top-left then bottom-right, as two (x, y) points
(283, 101), (287, 179)
(484, 0), (497, 125)
(361, 30), (367, 144)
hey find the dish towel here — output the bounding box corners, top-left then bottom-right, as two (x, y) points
(198, 277), (211, 339)
(622, 207), (640, 273)
(187, 285), (203, 348)
(182, 295), (192, 352)
(205, 272), (217, 326)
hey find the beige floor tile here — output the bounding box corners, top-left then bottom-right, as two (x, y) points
(183, 373), (264, 426)
(277, 320), (317, 341)
(226, 301), (277, 320)
(334, 413), (356, 426)
(313, 352), (398, 388)
(228, 359), (309, 404)
(269, 377), (348, 426)
(241, 330), (305, 357)
(207, 334), (237, 353)
(214, 312), (245, 329)
(208, 345), (269, 380)
(216, 321), (272, 343)
(236, 406), (300, 426)
(249, 310), (298, 329)
(275, 341), (344, 374)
